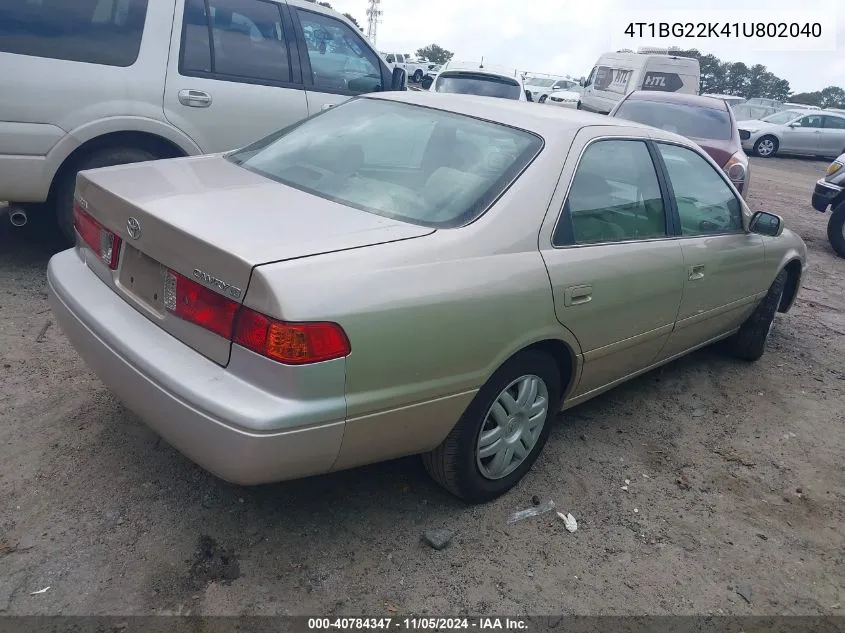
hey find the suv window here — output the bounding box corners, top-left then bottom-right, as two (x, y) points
(296, 9), (382, 94)
(181, 0), (291, 83)
(555, 140), (667, 245)
(657, 143), (743, 236)
(0, 0), (149, 67)
(823, 116), (845, 129)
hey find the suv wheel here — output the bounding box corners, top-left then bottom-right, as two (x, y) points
(827, 201), (845, 258)
(55, 147), (158, 244)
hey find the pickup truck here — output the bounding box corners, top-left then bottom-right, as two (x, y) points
(382, 53), (427, 83)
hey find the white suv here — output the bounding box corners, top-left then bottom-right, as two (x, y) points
(0, 0), (405, 241)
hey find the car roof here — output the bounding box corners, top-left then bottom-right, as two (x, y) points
(624, 90), (728, 110)
(365, 90), (678, 139)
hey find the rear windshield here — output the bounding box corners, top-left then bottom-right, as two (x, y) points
(434, 72), (522, 100)
(0, 0), (148, 67)
(614, 100), (733, 140)
(227, 98), (542, 228)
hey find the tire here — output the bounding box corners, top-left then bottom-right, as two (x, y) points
(412, 70), (423, 83)
(54, 147), (158, 244)
(827, 201), (845, 258)
(753, 135), (778, 158)
(576, 101), (582, 110)
(422, 350), (562, 503)
(728, 269), (788, 361)
(538, 94), (548, 104)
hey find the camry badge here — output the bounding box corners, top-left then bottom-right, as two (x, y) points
(126, 217), (141, 240)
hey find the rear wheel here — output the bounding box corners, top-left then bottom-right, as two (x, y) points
(422, 350), (561, 503)
(753, 135), (778, 158)
(54, 147), (158, 244)
(412, 69), (423, 83)
(827, 201), (845, 258)
(728, 269), (788, 361)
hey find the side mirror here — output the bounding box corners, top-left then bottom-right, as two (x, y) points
(390, 67), (407, 91)
(421, 75), (433, 90)
(749, 211), (784, 237)
(525, 89), (533, 102)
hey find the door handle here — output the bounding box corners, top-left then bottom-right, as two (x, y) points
(688, 265), (705, 281)
(321, 103), (336, 111)
(563, 284), (593, 307)
(178, 89), (212, 108)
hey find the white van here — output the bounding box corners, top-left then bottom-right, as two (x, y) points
(579, 53), (700, 114)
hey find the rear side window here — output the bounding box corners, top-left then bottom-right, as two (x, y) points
(614, 100), (733, 141)
(555, 140), (667, 245)
(434, 72), (522, 100)
(0, 0), (149, 67)
(181, 0), (292, 84)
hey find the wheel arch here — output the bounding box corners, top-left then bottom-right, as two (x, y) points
(508, 337), (580, 403)
(47, 130), (193, 203)
(778, 258), (803, 313)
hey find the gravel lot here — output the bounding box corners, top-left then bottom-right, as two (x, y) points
(0, 156), (843, 616)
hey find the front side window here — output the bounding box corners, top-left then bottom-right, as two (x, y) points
(296, 9), (382, 94)
(181, 0), (291, 83)
(614, 100), (733, 141)
(434, 72), (522, 100)
(795, 114), (824, 128)
(657, 143), (743, 236)
(555, 140), (667, 245)
(227, 99), (542, 228)
(0, 0), (149, 67)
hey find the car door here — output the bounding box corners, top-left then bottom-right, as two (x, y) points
(780, 114), (824, 154)
(820, 115), (845, 158)
(654, 141), (766, 361)
(539, 134), (686, 399)
(163, 0), (308, 154)
(291, 6), (388, 114)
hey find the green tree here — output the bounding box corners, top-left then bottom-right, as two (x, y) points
(415, 44), (454, 65)
(342, 12), (363, 31)
(819, 86), (845, 108)
(788, 91), (823, 107)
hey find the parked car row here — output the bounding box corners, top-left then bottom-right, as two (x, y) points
(736, 109), (845, 159)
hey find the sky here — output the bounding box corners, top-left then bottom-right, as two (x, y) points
(327, 0), (845, 94)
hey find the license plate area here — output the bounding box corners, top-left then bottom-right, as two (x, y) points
(118, 245), (165, 313)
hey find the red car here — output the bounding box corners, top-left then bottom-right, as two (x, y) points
(609, 91), (750, 196)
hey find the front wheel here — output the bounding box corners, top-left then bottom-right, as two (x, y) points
(827, 201), (845, 258)
(753, 135), (778, 158)
(538, 94), (548, 104)
(412, 70), (423, 83)
(728, 269), (788, 361)
(422, 350), (562, 503)
(576, 101), (582, 110)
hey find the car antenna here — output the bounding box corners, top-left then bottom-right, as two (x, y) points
(479, 56), (484, 69)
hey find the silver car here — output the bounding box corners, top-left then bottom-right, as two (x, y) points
(738, 109), (845, 158)
(48, 92), (806, 503)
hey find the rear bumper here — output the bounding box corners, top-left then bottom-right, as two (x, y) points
(811, 178), (842, 212)
(47, 248), (345, 485)
(0, 154), (51, 202)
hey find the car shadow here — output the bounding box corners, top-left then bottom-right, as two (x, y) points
(0, 208), (67, 270)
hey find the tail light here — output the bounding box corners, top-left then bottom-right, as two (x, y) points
(163, 269), (350, 365)
(724, 152), (748, 185)
(73, 201), (122, 270)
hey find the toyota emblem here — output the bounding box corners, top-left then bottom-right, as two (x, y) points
(126, 217), (141, 240)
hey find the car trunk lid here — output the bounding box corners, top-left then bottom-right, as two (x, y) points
(75, 155), (434, 365)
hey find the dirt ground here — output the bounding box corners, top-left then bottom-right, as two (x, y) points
(0, 156), (843, 616)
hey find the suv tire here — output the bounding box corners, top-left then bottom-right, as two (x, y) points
(55, 147), (158, 243)
(827, 201), (845, 258)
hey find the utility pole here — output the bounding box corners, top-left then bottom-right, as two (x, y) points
(366, 0), (382, 47)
